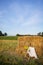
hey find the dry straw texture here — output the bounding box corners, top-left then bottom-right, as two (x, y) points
(16, 36), (43, 59)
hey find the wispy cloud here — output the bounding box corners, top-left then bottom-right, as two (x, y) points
(0, 11), (3, 18)
(22, 12), (43, 26)
(0, 0), (43, 35)
(9, 2), (43, 26)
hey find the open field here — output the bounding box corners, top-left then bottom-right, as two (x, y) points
(0, 36), (43, 65)
(0, 40), (19, 65)
(0, 36), (18, 40)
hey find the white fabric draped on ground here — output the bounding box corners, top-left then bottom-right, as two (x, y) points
(27, 47), (38, 59)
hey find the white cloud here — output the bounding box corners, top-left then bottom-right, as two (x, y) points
(0, 10), (7, 18)
(0, 11), (3, 18)
(22, 12), (41, 26)
(9, 2), (43, 27)
(0, 0), (43, 35)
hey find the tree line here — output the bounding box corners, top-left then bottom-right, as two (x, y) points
(0, 31), (7, 36)
(16, 32), (43, 37)
(0, 30), (43, 37)
(37, 32), (43, 37)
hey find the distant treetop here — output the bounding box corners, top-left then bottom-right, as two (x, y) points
(37, 32), (43, 37)
(0, 31), (7, 36)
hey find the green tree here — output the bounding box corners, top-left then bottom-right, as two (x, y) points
(37, 32), (41, 36)
(42, 32), (43, 36)
(37, 32), (43, 37)
(16, 34), (20, 36)
(0, 31), (2, 36)
(4, 33), (7, 36)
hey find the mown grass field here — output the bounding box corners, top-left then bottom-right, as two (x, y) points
(0, 36), (43, 65)
(0, 36), (18, 40)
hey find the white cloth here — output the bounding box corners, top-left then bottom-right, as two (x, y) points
(27, 47), (38, 59)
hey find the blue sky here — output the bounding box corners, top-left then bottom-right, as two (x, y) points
(0, 0), (43, 35)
